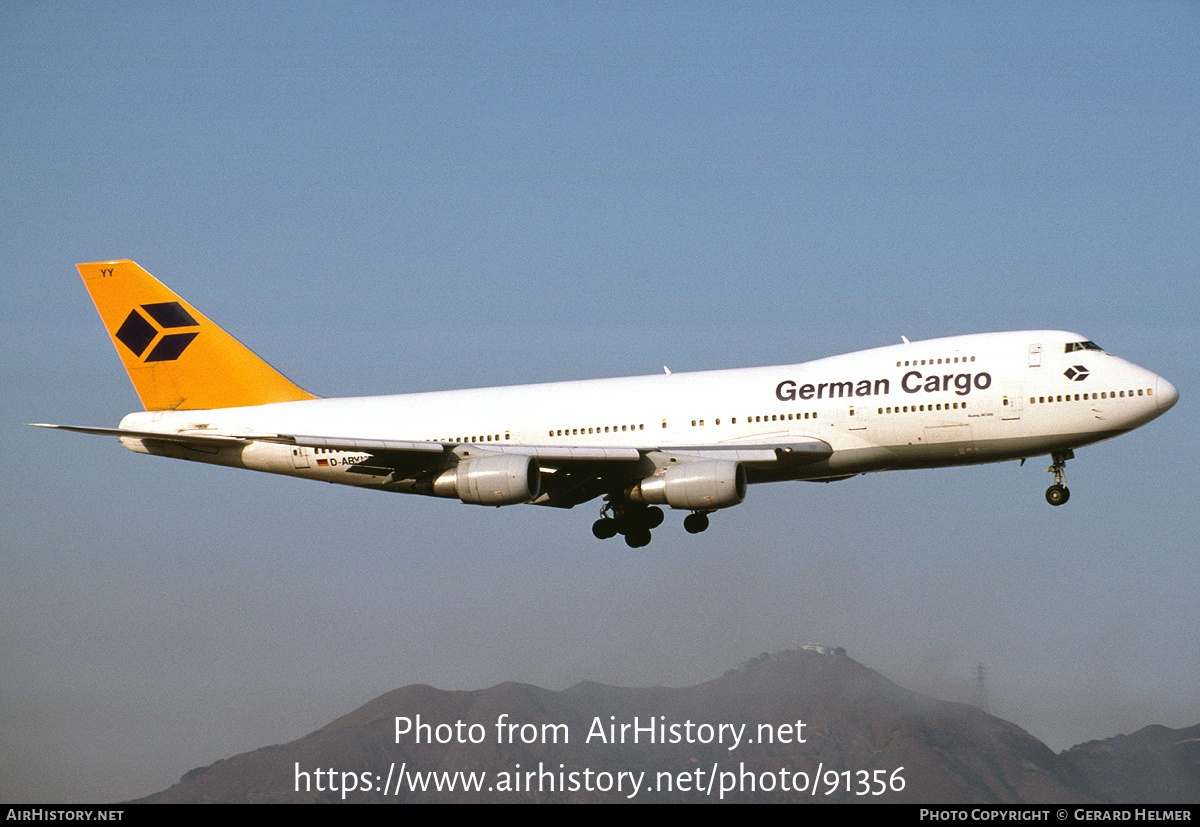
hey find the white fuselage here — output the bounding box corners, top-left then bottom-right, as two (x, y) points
(114, 330), (1177, 499)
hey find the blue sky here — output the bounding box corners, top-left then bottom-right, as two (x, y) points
(2, 2), (1197, 802)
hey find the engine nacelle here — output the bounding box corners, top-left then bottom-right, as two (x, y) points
(627, 460), (747, 511)
(432, 454), (541, 506)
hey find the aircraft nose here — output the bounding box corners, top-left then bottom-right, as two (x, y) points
(1156, 375), (1179, 412)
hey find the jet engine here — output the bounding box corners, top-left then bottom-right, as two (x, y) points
(432, 454), (541, 506)
(627, 460), (746, 510)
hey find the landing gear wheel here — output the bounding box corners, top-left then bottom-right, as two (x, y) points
(683, 512), (710, 534)
(611, 512), (630, 535)
(624, 529), (652, 548)
(592, 517), (618, 539)
(598, 500), (661, 545)
(1045, 484), (1070, 506)
(1045, 450), (1074, 506)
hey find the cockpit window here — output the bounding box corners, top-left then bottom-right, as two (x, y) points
(1065, 341), (1103, 353)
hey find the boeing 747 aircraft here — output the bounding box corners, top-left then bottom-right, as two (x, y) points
(36, 261), (1179, 547)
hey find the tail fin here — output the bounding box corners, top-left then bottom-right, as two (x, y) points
(78, 260), (317, 411)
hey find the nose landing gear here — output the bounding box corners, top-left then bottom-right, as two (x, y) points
(1045, 449), (1073, 506)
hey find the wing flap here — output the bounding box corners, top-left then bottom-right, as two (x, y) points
(656, 438), (832, 467)
(478, 444), (643, 463)
(257, 433), (447, 456)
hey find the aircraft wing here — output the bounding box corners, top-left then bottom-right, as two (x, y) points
(276, 435), (649, 507)
(270, 433), (832, 478)
(280, 434), (644, 463)
(32, 423), (831, 508)
(33, 423), (829, 465)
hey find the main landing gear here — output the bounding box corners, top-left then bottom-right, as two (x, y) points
(592, 503), (662, 548)
(683, 511), (709, 534)
(1045, 449), (1073, 506)
(592, 502), (713, 547)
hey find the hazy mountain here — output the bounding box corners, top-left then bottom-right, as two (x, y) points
(143, 647), (1125, 803)
(1062, 723), (1200, 804)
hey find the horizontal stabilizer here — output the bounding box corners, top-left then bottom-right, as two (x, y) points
(30, 423), (256, 447)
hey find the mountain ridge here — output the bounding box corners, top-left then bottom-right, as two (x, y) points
(140, 649), (1193, 804)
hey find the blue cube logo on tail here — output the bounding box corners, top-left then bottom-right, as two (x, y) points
(115, 302), (200, 362)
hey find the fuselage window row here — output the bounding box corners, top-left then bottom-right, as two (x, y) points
(739, 412), (820, 425)
(895, 355), (976, 368)
(877, 402), (968, 414)
(1029, 388), (1151, 404)
(429, 434), (508, 444)
(545, 424), (647, 438)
